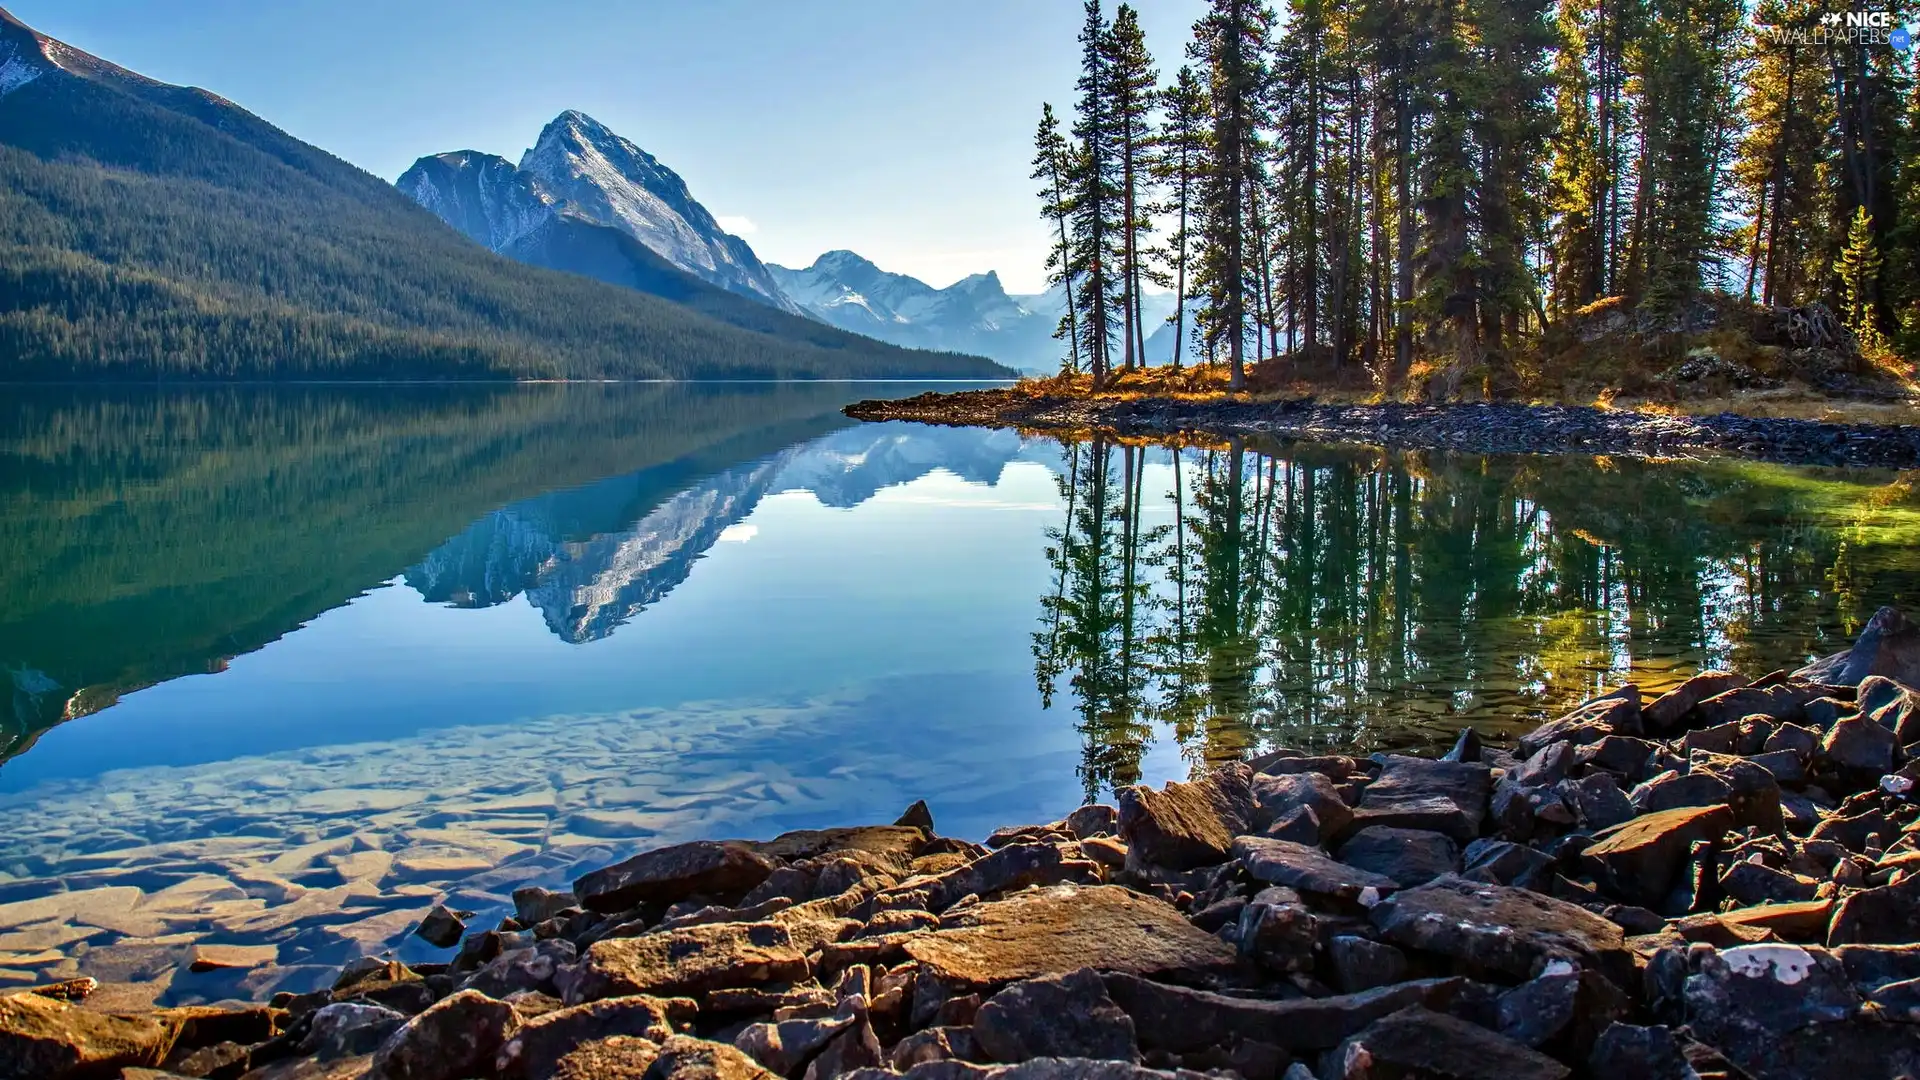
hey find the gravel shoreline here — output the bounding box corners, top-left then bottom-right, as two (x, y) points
(7, 608), (1920, 1078)
(845, 389), (1920, 469)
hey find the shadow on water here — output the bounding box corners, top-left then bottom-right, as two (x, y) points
(1032, 434), (1920, 798)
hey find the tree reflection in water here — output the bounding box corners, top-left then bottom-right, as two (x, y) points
(1033, 437), (1920, 799)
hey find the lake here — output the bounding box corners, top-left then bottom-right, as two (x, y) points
(1, 382), (1915, 1001)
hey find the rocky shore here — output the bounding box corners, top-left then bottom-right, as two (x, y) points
(10, 612), (1920, 1080)
(845, 389), (1920, 469)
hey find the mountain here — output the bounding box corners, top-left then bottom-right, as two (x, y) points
(400, 114), (808, 318)
(0, 9), (1007, 380)
(769, 252), (1062, 371)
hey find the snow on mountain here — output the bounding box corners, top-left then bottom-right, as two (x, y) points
(769, 252), (1063, 371)
(517, 111), (803, 314)
(397, 110), (804, 316)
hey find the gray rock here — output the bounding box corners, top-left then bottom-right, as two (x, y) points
(367, 989), (521, 1080)
(1566, 772), (1636, 831)
(1101, 971), (1465, 1054)
(1235, 887), (1319, 972)
(1834, 943), (1920, 989)
(1064, 805), (1118, 840)
(1860, 676), (1920, 745)
(890, 1027), (981, 1071)
(801, 1002), (883, 1080)
(413, 904), (467, 949)
(1629, 771), (1732, 816)
(734, 1012), (856, 1077)
(1718, 860), (1818, 906)
(1821, 713), (1898, 776)
(497, 996), (676, 1078)
(1327, 1005), (1570, 1080)
(973, 969), (1137, 1065)
(1795, 605), (1920, 687)
(1348, 756), (1491, 842)
(1116, 764), (1255, 871)
(1232, 837), (1399, 905)
(1645, 672), (1746, 731)
(1518, 687), (1641, 757)
(1679, 943), (1920, 1080)
(1326, 935), (1408, 993)
(1828, 874), (1920, 946)
(301, 1002), (407, 1060)
(1581, 804), (1735, 909)
(1336, 828), (1459, 888)
(1260, 806), (1323, 845)
(461, 940), (576, 999)
(1687, 753), (1783, 832)
(574, 841), (778, 913)
(1369, 875), (1630, 983)
(1250, 772), (1352, 843)
(1574, 735), (1659, 783)
(1587, 1024), (1700, 1080)
(1460, 839), (1554, 891)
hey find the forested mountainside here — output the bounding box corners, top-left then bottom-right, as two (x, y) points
(0, 9), (1008, 381)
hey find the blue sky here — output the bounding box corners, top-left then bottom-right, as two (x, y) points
(11, 0), (1208, 292)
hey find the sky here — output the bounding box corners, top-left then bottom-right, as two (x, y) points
(10, 0), (1209, 293)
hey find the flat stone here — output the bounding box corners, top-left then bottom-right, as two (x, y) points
(1644, 672), (1746, 730)
(1333, 1006), (1571, 1080)
(1686, 753), (1782, 832)
(1518, 687), (1641, 757)
(1063, 805), (1118, 840)
(1336, 828), (1459, 888)
(889, 1027), (978, 1071)
(573, 841), (777, 913)
(902, 886), (1238, 988)
(972, 969), (1136, 1064)
(513, 887), (579, 927)
(496, 996), (675, 1078)
(366, 989), (520, 1080)
(1835, 943), (1920, 989)
(549, 1036), (663, 1080)
(565, 922), (808, 1004)
(1231, 838), (1398, 905)
(1115, 764), (1254, 871)
(0, 991), (174, 1078)
(649, 1035), (781, 1080)
(1581, 805), (1734, 909)
(1249, 773), (1351, 843)
(1718, 862), (1817, 906)
(1350, 756), (1490, 842)
(1369, 875), (1630, 983)
(1827, 874), (1920, 946)
(750, 827), (927, 863)
(187, 943), (279, 973)
(1101, 971), (1464, 1054)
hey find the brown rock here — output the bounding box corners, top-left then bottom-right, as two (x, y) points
(896, 801), (937, 834)
(971, 969), (1137, 1064)
(1348, 755), (1491, 842)
(564, 922), (808, 1004)
(1795, 605), (1920, 687)
(1331, 1006), (1570, 1080)
(549, 1036), (662, 1080)
(1249, 772), (1352, 843)
(902, 886), (1238, 988)
(366, 989), (520, 1080)
(1231, 837), (1399, 904)
(1101, 971), (1464, 1054)
(1827, 875), (1920, 946)
(647, 1036), (780, 1080)
(0, 992), (175, 1079)
(574, 842), (778, 913)
(752, 827), (928, 864)
(1115, 764), (1254, 871)
(1581, 804), (1735, 909)
(1369, 875), (1630, 983)
(1692, 682), (1833, 730)
(1517, 687), (1641, 757)
(496, 996), (676, 1078)
(734, 1012), (856, 1077)
(1644, 672), (1746, 731)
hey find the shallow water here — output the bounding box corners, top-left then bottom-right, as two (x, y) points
(1, 383), (1915, 1000)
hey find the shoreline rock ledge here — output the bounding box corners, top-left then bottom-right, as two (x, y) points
(10, 615), (1920, 1080)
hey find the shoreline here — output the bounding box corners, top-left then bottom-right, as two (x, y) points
(846, 388), (1920, 468)
(6, 611), (1919, 1079)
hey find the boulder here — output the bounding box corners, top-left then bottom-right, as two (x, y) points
(1348, 756), (1491, 842)
(1369, 875), (1630, 983)
(1629, 772), (1732, 816)
(1827, 874), (1920, 946)
(1692, 683), (1831, 730)
(1235, 887), (1319, 972)
(1645, 672), (1746, 731)
(891, 841), (1102, 913)
(650, 1035), (780, 1080)
(752, 827), (928, 864)
(735, 1012), (856, 1077)
(972, 969), (1137, 1064)
(1680, 943), (1920, 1080)
(1517, 687), (1641, 757)
(1574, 735), (1658, 783)
(1328, 1006), (1571, 1080)
(1064, 805), (1118, 840)
(1566, 773), (1636, 831)
(1101, 972), (1464, 1055)
(889, 1027), (979, 1071)
(1232, 837), (1399, 905)
(1821, 713), (1898, 777)
(1834, 943), (1920, 989)
(367, 989), (520, 1080)
(1586, 1024), (1699, 1080)
(1460, 839), (1554, 891)
(1718, 861), (1818, 906)
(412, 905), (467, 948)
(902, 886), (1239, 988)
(497, 996), (676, 1078)
(1581, 805), (1734, 909)
(300, 1002), (407, 1061)
(1336, 828), (1459, 888)
(548, 1036), (664, 1080)
(461, 940), (576, 999)
(1250, 772), (1351, 842)
(1687, 753), (1783, 833)
(897, 801), (937, 834)
(1795, 605), (1920, 687)
(800, 1003), (882, 1080)
(0, 992), (175, 1079)
(1116, 764), (1254, 871)
(1325, 936), (1409, 993)
(1860, 676), (1920, 745)
(514, 887), (581, 927)
(564, 922), (809, 1004)
(574, 841), (778, 912)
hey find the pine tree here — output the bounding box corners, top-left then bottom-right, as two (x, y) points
(1070, 0), (1125, 386)
(1734, 0), (1830, 306)
(1149, 66), (1212, 369)
(1839, 204), (1886, 350)
(1103, 5), (1160, 372)
(1192, 0), (1276, 389)
(1547, 0), (1604, 315)
(1034, 103), (1084, 374)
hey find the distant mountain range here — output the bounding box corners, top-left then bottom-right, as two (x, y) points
(0, 8), (1007, 380)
